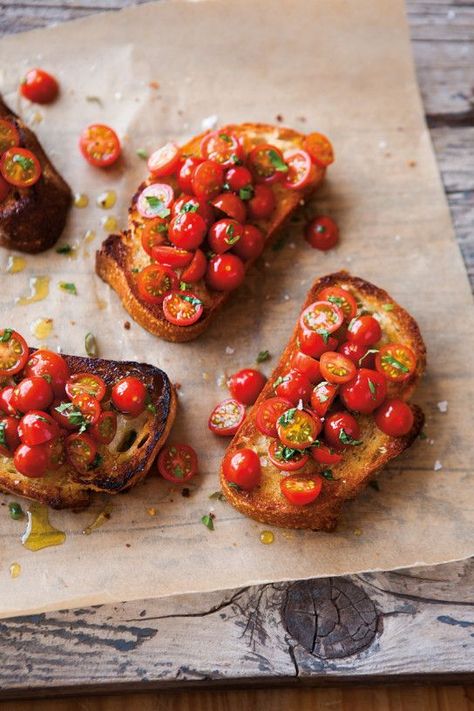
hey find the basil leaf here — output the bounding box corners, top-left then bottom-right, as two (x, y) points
(0, 328), (13, 343)
(59, 282), (77, 295)
(145, 196), (171, 218)
(256, 350), (271, 363)
(201, 514), (215, 531)
(268, 149), (288, 173)
(339, 428), (363, 446)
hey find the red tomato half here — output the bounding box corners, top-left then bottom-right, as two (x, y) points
(291, 351), (322, 383)
(0, 175), (9, 203)
(191, 160), (224, 200)
(0, 119), (20, 155)
(66, 433), (97, 472)
(90, 410), (118, 444)
(111, 376), (147, 416)
(18, 410), (59, 446)
(375, 344), (417, 382)
(232, 224), (265, 261)
(65, 373), (106, 401)
(283, 148), (314, 190)
(158, 443), (198, 483)
(276, 408), (321, 450)
(305, 216), (339, 251)
(280, 474), (322, 505)
(340, 368), (387, 414)
(0, 386), (18, 416)
(201, 131), (243, 167)
(320, 351), (356, 384)
(268, 441), (309, 472)
(0, 416), (20, 455)
(136, 264), (178, 305)
(274, 369), (312, 404)
(24, 350), (70, 399)
(181, 248), (207, 283)
(162, 291), (203, 327)
(178, 157), (203, 193)
(14, 442), (51, 477)
(310, 381), (338, 417)
(300, 301), (344, 337)
(20, 68), (59, 104)
(208, 398), (246, 437)
(0, 329), (28, 376)
(248, 144), (287, 184)
(347, 315), (382, 347)
(152, 245), (194, 268)
(13, 376), (54, 413)
(228, 368), (266, 406)
(79, 124), (121, 168)
(222, 448), (261, 491)
(147, 142), (180, 177)
(141, 218), (168, 257)
(208, 219), (243, 254)
(318, 286), (357, 321)
(255, 396), (293, 437)
(324, 412), (361, 449)
(206, 254), (245, 291)
(311, 443), (343, 465)
(211, 192), (247, 223)
(304, 132), (334, 167)
(374, 399), (414, 437)
(72, 393), (101, 425)
(0, 147), (42, 188)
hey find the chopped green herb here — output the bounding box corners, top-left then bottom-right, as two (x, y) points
(181, 202), (199, 213)
(56, 244), (73, 255)
(86, 95), (103, 106)
(8, 502), (24, 520)
(419, 430), (428, 440)
(321, 469), (335, 481)
(218, 133), (232, 143)
(278, 408), (296, 426)
(228, 482), (242, 492)
(239, 186), (254, 201)
(368, 379), (377, 400)
(131, 267), (140, 273)
(147, 402), (157, 415)
(0, 421), (6, 448)
(201, 513), (215, 531)
(59, 282), (77, 295)
(317, 328), (331, 344)
(136, 147), (148, 160)
(273, 375), (288, 389)
(54, 402), (89, 433)
(145, 196), (171, 218)
(13, 154), (34, 171)
(382, 303), (394, 312)
(209, 490), (225, 500)
(268, 149), (288, 173)
(382, 353), (409, 373)
(279, 446), (301, 462)
(42, 373), (53, 384)
(85, 332), (98, 358)
(256, 350), (271, 363)
(88, 453), (103, 470)
(0, 328), (13, 343)
(339, 428), (363, 446)
(182, 295), (203, 307)
(230, 154), (242, 165)
(327, 295), (344, 307)
(225, 223), (240, 245)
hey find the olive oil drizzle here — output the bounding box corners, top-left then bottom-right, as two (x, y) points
(21, 503), (66, 551)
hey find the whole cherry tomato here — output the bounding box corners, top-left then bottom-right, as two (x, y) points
(181, 248), (207, 283)
(172, 194), (215, 226)
(248, 184), (275, 220)
(232, 224), (265, 261)
(168, 211), (207, 250)
(18, 410), (59, 446)
(222, 448), (261, 491)
(228, 368), (266, 405)
(374, 399), (414, 437)
(298, 327), (338, 359)
(24, 350), (70, 398)
(291, 351), (322, 383)
(340, 368), (387, 414)
(111, 376), (147, 416)
(274, 369), (312, 404)
(178, 157), (203, 193)
(225, 165), (253, 192)
(211, 192), (246, 223)
(347, 315), (382, 347)
(305, 216), (339, 251)
(208, 219), (243, 254)
(0, 386), (18, 416)
(310, 380), (338, 417)
(206, 254), (245, 291)
(311, 443), (343, 465)
(20, 68), (59, 104)
(324, 411), (361, 449)
(152, 246), (194, 269)
(14, 442), (51, 477)
(13, 376), (54, 413)
(0, 416), (20, 455)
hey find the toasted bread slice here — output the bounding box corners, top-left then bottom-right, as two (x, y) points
(0, 96), (72, 253)
(221, 272), (426, 531)
(0, 353), (176, 509)
(96, 123), (327, 342)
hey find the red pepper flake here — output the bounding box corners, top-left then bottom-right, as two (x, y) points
(275, 114), (284, 123)
(149, 81), (160, 90)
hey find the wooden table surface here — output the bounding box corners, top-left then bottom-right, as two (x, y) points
(1, 0), (473, 709)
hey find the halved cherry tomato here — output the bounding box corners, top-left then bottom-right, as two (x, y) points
(181, 248), (207, 283)
(298, 327), (338, 359)
(232, 224), (265, 261)
(211, 192), (247, 223)
(14, 442), (51, 477)
(300, 301), (344, 338)
(72, 393), (101, 425)
(324, 412), (361, 450)
(13, 376), (54, 413)
(48, 434), (66, 470)
(255, 396), (293, 437)
(136, 264), (178, 305)
(178, 156), (203, 193)
(147, 142), (180, 177)
(79, 124), (121, 168)
(208, 398), (246, 437)
(225, 165), (253, 192)
(141, 218), (168, 257)
(338, 341), (375, 368)
(268, 440), (309, 471)
(90, 410), (118, 444)
(137, 183), (174, 219)
(291, 351), (322, 383)
(18, 410), (58, 446)
(191, 160), (224, 200)
(228, 368), (266, 406)
(374, 399), (414, 437)
(152, 245), (194, 268)
(0, 175), (10, 203)
(168, 211), (207, 250)
(222, 448), (261, 491)
(248, 144), (287, 184)
(304, 132), (334, 167)
(208, 219), (243, 254)
(66, 433), (97, 472)
(111, 376), (147, 416)
(248, 184), (275, 220)
(283, 148), (314, 190)
(318, 286), (357, 321)
(277, 408), (321, 450)
(20, 68), (59, 104)
(24, 350), (70, 399)
(320, 351), (356, 384)
(310, 381), (338, 417)
(206, 254), (245, 291)
(0, 119), (20, 154)
(162, 291), (203, 327)
(305, 216), (339, 251)
(0, 416), (20, 455)
(311, 443), (343, 465)
(0, 329), (28, 376)
(172, 195), (215, 226)
(347, 315), (382, 346)
(157, 443), (198, 483)
(200, 131), (243, 167)
(274, 369), (312, 404)
(375, 344), (417, 382)
(0, 147), (41, 188)
(280, 474), (322, 505)
(340, 368), (387, 414)
(0, 386), (18, 416)
(66, 373), (106, 401)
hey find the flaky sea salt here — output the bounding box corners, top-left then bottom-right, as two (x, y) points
(437, 400), (448, 413)
(434, 460), (443, 471)
(225, 346), (235, 355)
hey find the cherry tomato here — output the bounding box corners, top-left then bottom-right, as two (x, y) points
(162, 291), (203, 327)
(192, 160), (224, 200)
(0, 119), (20, 154)
(318, 286), (357, 321)
(283, 148), (314, 190)
(24, 350), (70, 399)
(172, 194), (215, 226)
(324, 411), (361, 449)
(211, 192), (247, 223)
(228, 368), (266, 406)
(181, 248), (207, 283)
(374, 399), (414, 437)
(14, 442), (51, 477)
(291, 351), (322, 383)
(280, 474), (322, 505)
(305, 216), (339, 251)
(300, 300), (344, 338)
(304, 132), (334, 167)
(0, 386), (17, 416)
(208, 398), (246, 437)
(268, 440), (309, 471)
(311, 443), (343, 465)
(65, 373), (106, 401)
(0, 416), (20, 455)
(0, 147), (41, 188)
(340, 368), (387, 414)
(298, 327), (338, 359)
(136, 264), (178, 305)
(13, 376), (54, 413)
(66, 433), (97, 472)
(147, 142), (180, 177)
(178, 156), (203, 193)
(248, 184), (275, 220)
(79, 124), (120, 168)
(51, 399), (81, 431)
(0, 175), (10, 203)
(320, 351), (356, 384)
(17, 410), (58, 447)
(248, 144), (287, 184)
(347, 315), (382, 346)
(222, 448), (261, 491)
(274, 369), (312, 404)
(375, 344), (417, 382)
(200, 131), (243, 167)
(137, 183), (174, 219)
(157, 443), (198, 482)
(48, 434), (66, 470)
(90, 410), (118, 444)
(338, 341), (375, 368)
(20, 68), (59, 104)
(206, 254), (245, 291)
(111, 376), (147, 416)
(277, 407), (321, 450)
(232, 224), (265, 261)
(255, 396), (293, 437)
(225, 165), (253, 192)
(310, 381), (338, 417)
(72, 393), (101, 425)
(168, 211), (207, 250)
(141, 218), (168, 257)
(208, 219), (243, 254)
(152, 245), (194, 268)
(0, 329), (29, 376)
